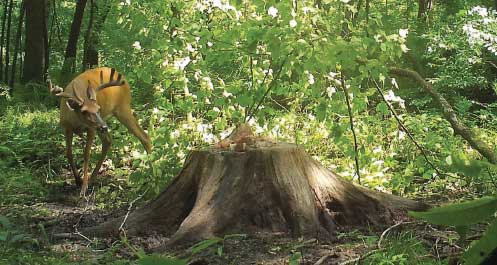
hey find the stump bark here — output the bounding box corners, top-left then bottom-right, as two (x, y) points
(85, 141), (428, 244)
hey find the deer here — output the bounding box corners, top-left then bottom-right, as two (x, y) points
(48, 67), (152, 195)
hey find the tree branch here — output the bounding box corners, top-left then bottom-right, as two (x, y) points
(389, 67), (497, 164)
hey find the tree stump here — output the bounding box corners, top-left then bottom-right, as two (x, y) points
(84, 126), (427, 244)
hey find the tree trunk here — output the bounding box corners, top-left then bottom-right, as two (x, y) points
(60, 0), (87, 84)
(42, 0), (49, 75)
(83, 129), (427, 245)
(9, 0), (24, 89)
(3, 0), (12, 83)
(417, 0), (432, 21)
(0, 0), (7, 82)
(22, 0), (47, 84)
(82, 0), (110, 70)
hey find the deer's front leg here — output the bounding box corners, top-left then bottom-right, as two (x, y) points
(64, 127), (82, 186)
(81, 129), (95, 196)
(91, 130), (112, 179)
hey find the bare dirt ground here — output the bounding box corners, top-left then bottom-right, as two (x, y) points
(1, 179), (464, 265)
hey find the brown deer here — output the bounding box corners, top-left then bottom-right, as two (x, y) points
(48, 67), (152, 195)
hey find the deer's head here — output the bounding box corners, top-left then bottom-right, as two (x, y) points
(48, 71), (124, 132)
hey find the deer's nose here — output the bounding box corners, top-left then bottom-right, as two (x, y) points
(99, 125), (108, 132)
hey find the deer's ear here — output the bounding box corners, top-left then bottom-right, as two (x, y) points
(66, 99), (82, 111)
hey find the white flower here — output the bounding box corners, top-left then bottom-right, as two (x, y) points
(399, 28), (408, 38)
(153, 107), (159, 114)
(222, 90), (233, 97)
(340, 0), (351, 3)
(374, 34), (382, 43)
(174, 57), (191, 70)
(125, 0), (131, 5)
(186, 43), (195, 52)
(469, 6), (488, 17)
(326, 86), (336, 98)
(201, 77), (214, 90)
(289, 19), (297, 28)
(207, 41), (213, 47)
(132, 41), (141, 50)
(308, 73), (315, 85)
(268, 6), (278, 18)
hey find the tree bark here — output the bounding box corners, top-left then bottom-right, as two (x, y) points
(42, 0), (49, 75)
(3, 0), (12, 83)
(389, 67), (497, 164)
(22, 0), (47, 84)
(61, 0), (87, 84)
(82, 0), (111, 70)
(417, 0), (432, 21)
(0, 0), (7, 82)
(9, 0), (24, 89)
(83, 134), (427, 245)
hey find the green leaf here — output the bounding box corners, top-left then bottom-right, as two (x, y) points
(236, 94), (253, 107)
(409, 196), (497, 226)
(0, 231), (9, 241)
(0, 216), (11, 229)
(463, 219), (497, 265)
(289, 252), (302, 265)
(451, 153), (493, 179)
(316, 102), (327, 122)
(189, 237), (223, 255)
(376, 102), (389, 115)
(455, 225), (468, 243)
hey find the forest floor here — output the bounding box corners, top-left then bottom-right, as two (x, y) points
(0, 103), (470, 264)
(0, 170), (464, 265)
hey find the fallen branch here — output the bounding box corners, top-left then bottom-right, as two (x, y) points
(389, 67), (497, 164)
(314, 253), (335, 265)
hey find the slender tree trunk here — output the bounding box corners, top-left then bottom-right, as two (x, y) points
(22, 0), (48, 84)
(43, 0), (49, 75)
(0, 0), (7, 81)
(417, 0), (432, 21)
(9, 0), (24, 89)
(61, 0), (87, 83)
(82, 0), (111, 70)
(4, 0), (13, 83)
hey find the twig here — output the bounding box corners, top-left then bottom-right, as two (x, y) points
(370, 76), (443, 179)
(314, 253), (334, 265)
(245, 56), (289, 122)
(338, 248), (384, 265)
(119, 189), (149, 233)
(244, 60), (273, 122)
(377, 221), (410, 248)
(340, 71), (361, 184)
(487, 168), (497, 190)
